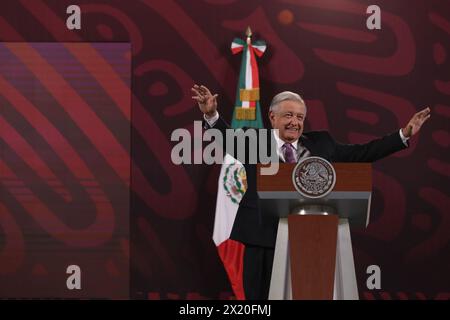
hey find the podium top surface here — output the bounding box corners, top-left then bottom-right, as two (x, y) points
(257, 163), (372, 192)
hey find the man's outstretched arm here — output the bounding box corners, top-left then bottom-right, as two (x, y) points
(332, 107), (431, 162)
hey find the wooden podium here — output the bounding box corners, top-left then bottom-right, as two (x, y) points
(257, 163), (372, 300)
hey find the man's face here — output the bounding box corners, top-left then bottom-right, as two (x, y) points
(269, 100), (306, 143)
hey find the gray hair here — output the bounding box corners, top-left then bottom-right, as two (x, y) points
(269, 91), (306, 112)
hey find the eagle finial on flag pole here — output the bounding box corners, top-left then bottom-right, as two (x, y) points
(246, 26), (252, 38)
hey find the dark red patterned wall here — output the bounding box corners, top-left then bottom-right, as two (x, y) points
(0, 0), (449, 299)
(0, 42), (130, 298)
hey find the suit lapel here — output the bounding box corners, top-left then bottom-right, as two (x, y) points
(300, 134), (320, 157)
(301, 133), (332, 159)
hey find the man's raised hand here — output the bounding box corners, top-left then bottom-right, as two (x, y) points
(402, 107), (431, 138)
(191, 84), (218, 118)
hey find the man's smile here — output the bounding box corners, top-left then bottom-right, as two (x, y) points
(285, 126), (300, 132)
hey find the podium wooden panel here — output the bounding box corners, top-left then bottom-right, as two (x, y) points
(289, 215), (338, 299)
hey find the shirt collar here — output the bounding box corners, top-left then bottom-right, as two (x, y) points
(273, 129), (299, 151)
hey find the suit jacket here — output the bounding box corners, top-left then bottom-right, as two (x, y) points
(204, 116), (408, 248)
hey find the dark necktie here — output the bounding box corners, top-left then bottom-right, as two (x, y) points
(282, 143), (296, 163)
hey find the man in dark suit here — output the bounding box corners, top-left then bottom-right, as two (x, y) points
(192, 84), (430, 300)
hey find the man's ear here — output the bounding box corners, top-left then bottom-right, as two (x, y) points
(268, 111), (275, 123)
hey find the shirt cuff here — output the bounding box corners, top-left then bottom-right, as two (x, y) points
(204, 112), (219, 127)
(399, 128), (409, 146)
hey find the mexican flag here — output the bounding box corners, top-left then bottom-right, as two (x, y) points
(213, 28), (266, 300)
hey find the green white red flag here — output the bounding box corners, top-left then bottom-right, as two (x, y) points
(213, 27), (266, 300)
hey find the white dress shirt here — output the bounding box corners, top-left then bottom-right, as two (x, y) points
(399, 128), (410, 146)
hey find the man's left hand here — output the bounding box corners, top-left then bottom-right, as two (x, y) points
(402, 107), (431, 138)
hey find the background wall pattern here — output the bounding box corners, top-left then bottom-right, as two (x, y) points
(0, 0), (449, 299)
